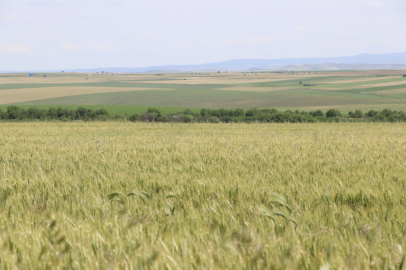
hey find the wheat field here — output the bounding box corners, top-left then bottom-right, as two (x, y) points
(1, 122), (405, 269)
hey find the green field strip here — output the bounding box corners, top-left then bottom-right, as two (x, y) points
(243, 76), (368, 87)
(364, 93), (406, 99)
(8, 89), (406, 108)
(311, 77), (406, 89)
(341, 84), (406, 94)
(267, 88), (393, 100)
(9, 90), (270, 107)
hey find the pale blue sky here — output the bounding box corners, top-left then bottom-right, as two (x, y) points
(1, 0), (405, 71)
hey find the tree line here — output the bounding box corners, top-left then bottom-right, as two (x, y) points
(1, 106), (406, 123)
(0, 106), (110, 121)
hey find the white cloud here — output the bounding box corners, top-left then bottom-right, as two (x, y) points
(295, 25), (311, 32)
(364, 1), (384, 8)
(62, 44), (84, 51)
(224, 39), (236, 43)
(92, 42), (116, 52)
(176, 40), (189, 49)
(3, 15), (18, 21)
(1, 45), (31, 53)
(337, 33), (351, 38)
(26, 0), (122, 6)
(247, 37), (273, 44)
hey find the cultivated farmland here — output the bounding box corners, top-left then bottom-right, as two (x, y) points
(0, 122), (406, 269)
(1, 71), (406, 111)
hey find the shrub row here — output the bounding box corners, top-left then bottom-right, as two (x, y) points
(1, 106), (406, 123)
(133, 108), (406, 123)
(0, 106), (111, 121)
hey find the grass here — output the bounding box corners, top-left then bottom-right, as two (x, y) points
(1, 122), (406, 269)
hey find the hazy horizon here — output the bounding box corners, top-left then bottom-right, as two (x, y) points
(1, 0), (406, 71)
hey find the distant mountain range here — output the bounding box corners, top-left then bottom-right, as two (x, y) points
(67, 52), (406, 73)
(3, 53), (406, 73)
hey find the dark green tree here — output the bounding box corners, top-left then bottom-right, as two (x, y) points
(366, 110), (378, 117)
(312, 110), (324, 117)
(7, 106), (23, 120)
(146, 108), (162, 118)
(326, 109), (341, 117)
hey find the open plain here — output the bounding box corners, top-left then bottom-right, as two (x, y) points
(0, 122), (406, 269)
(1, 71), (406, 112)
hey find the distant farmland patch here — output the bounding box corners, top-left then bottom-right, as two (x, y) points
(0, 87), (170, 105)
(1, 70), (406, 111)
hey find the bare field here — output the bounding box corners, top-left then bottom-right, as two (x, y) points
(0, 77), (97, 84)
(358, 81), (406, 88)
(0, 75), (112, 84)
(0, 87), (168, 104)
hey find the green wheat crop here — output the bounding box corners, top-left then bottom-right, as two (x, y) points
(0, 122), (405, 269)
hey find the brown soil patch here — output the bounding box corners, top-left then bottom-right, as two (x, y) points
(0, 87), (170, 104)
